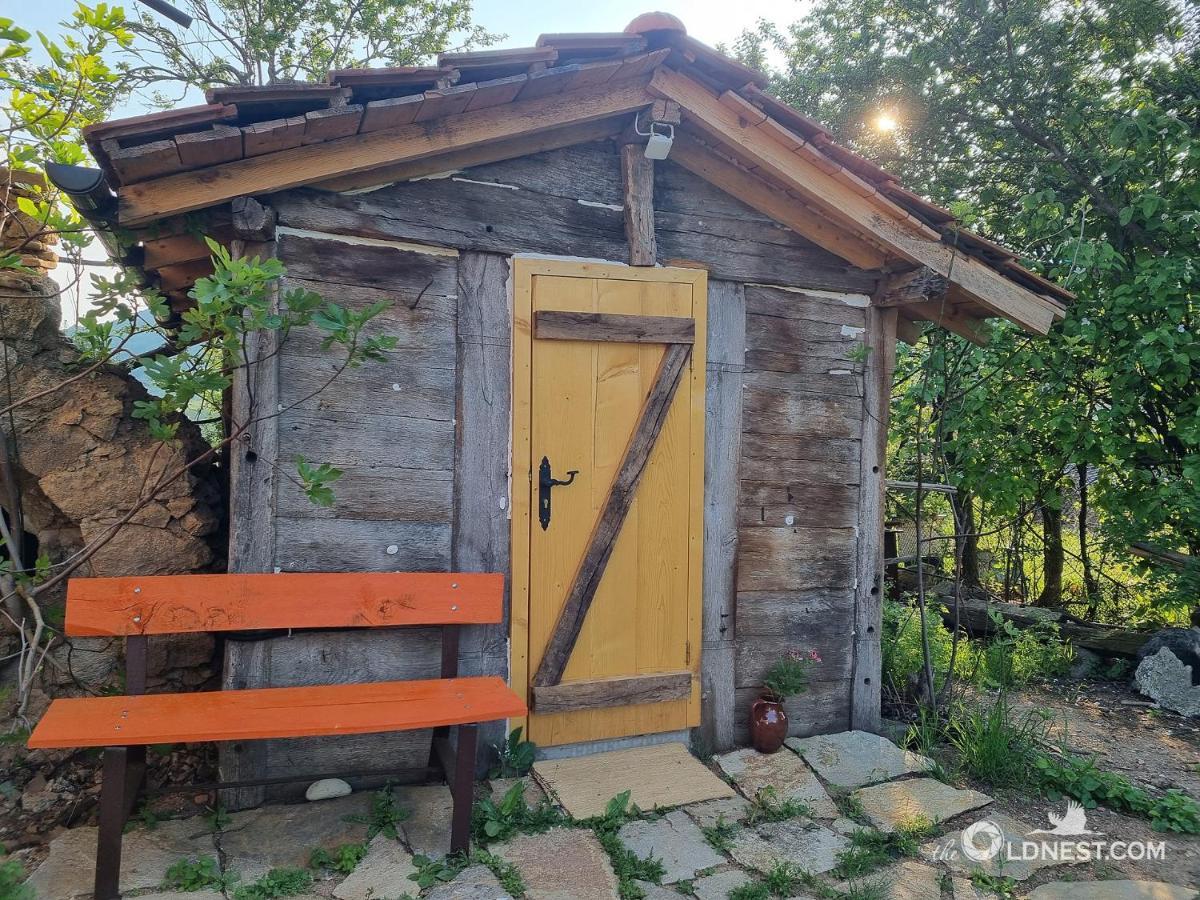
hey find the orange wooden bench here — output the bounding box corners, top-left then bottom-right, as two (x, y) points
(28, 572), (526, 900)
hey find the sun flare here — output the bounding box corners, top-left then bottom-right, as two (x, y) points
(874, 112), (900, 133)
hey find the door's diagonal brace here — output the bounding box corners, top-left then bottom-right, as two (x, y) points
(533, 341), (692, 687)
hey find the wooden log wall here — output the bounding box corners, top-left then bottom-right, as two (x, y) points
(221, 139), (883, 777)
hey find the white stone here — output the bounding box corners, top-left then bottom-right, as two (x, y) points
(787, 730), (933, 789)
(306, 777), (353, 801)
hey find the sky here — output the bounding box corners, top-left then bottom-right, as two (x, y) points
(27, 0), (811, 319)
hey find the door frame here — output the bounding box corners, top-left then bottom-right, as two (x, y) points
(509, 256), (708, 740)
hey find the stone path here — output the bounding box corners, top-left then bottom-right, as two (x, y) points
(20, 730), (1199, 899)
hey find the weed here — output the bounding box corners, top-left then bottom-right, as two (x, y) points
(902, 706), (943, 757)
(745, 787), (811, 825)
(833, 790), (867, 823)
(945, 695), (1047, 788)
(490, 727), (537, 778)
(842, 878), (890, 900)
(472, 781), (568, 845)
(584, 792), (666, 899)
(470, 848), (526, 897)
(409, 852), (468, 890)
(0, 858), (32, 900)
(831, 819), (932, 879)
(163, 856), (234, 891)
(232, 867), (312, 900)
(728, 882), (771, 900)
(701, 815), (738, 852)
(205, 802), (231, 832)
(970, 870), (1017, 897)
(308, 842), (367, 875)
(125, 803), (161, 832)
(343, 783), (410, 839)
(761, 861), (804, 895)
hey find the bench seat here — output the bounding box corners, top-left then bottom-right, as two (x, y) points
(29, 675), (524, 749)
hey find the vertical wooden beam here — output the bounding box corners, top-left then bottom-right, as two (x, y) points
(621, 143), (657, 266)
(698, 279), (744, 753)
(452, 251), (513, 769)
(850, 304), (898, 732)
(219, 209), (280, 809)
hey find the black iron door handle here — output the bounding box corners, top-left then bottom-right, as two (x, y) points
(539, 455), (578, 530)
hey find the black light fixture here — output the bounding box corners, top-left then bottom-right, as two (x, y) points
(135, 0), (193, 28)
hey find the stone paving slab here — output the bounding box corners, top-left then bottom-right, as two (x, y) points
(220, 793), (370, 880)
(692, 868), (753, 900)
(130, 893), (228, 900)
(951, 876), (989, 899)
(713, 747), (839, 819)
(920, 811), (1064, 882)
(394, 783), (456, 858)
(1027, 881), (1198, 900)
(617, 809), (725, 883)
(632, 880), (681, 899)
(24, 818), (216, 898)
(727, 819), (848, 875)
(331, 834), (417, 899)
(852, 777), (992, 832)
(833, 860), (942, 900)
(684, 796), (752, 829)
(494, 826), (619, 900)
(787, 730), (933, 789)
(424, 863), (514, 899)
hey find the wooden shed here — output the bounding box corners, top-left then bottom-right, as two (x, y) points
(63, 13), (1070, 794)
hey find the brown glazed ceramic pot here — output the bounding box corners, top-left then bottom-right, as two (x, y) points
(750, 696), (788, 753)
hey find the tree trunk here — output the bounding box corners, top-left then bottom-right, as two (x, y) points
(1036, 492), (1065, 608)
(1076, 462), (1100, 616)
(952, 488), (981, 588)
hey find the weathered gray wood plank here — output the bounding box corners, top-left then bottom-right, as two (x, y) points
(744, 284), (869, 328)
(222, 232), (280, 809)
(851, 305), (897, 733)
(534, 311), (694, 343)
(275, 518), (451, 572)
(733, 679), (851, 742)
(621, 143), (656, 266)
(741, 386), (863, 441)
(736, 528), (857, 592)
(278, 409), (454, 470)
(280, 350), (455, 422)
(738, 481), (858, 529)
(276, 466), (454, 521)
(453, 252), (512, 765)
(735, 633), (852, 688)
(699, 279), (743, 753)
(735, 591), (856, 635)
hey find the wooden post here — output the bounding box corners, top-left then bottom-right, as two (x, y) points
(621, 143), (657, 266)
(850, 304), (898, 732)
(220, 202), (280, 809)
(452, 251), (512, 770)
(698, 279), (744, 753)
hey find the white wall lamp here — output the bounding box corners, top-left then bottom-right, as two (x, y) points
(634, 111), (675, 160)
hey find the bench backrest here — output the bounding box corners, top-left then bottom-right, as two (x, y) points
(65, 572), (504, 637)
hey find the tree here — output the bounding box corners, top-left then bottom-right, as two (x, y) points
(1, 6), (396, 723)
(125, 0), (499, 96)
(737, 0), (1200, 613)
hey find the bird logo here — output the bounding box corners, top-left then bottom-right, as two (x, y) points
(1031, 800), (1103, 836)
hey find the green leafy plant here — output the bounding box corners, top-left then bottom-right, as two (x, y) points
(761, 861), (804, 895)
(294, 456), (344, 507)
(490, 726), (537, 778)
(205, 803), (231, 832)
(945, 695), (1049, 788)
(0, 857), (32, 900)
(745, 786), (811, 824)
(343, 783), (410, 840)
(832, 820), (932, 879)
(761, 649), (821, 701)
(583, 792), (666, 899)
(701, 815), (739, 852)
(409, 852), (467, 890)
(232, 867), (312, 900)
(971, 870), (1017, 898)
(163, 856), (234, 892)
(471, 849), (526, 897)
(472, 781), (567, 845)
(729, 882), (771, 900)
(308, 842), (367, 875)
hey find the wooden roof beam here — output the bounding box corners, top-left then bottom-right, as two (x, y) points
(649, 66), (1063, 335)
(876, 266), (949, 307)
(118, 77), (659, 226)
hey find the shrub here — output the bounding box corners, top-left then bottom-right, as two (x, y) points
(944, 695), (1048, 788)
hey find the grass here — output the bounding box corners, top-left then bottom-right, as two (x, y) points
(231, 867), (312, 900)
(944, 695), (1049, 788)
(701, 815), (739, 852)
(831, 818), (933, 880)
(744, 787), (812, 825)
(308, 841), (367, 875)
(342, 783), (410, 839)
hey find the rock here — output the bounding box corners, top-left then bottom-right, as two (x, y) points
(1069, 647), (1102, 680)
(332, 834), (416, 900)
(786, 730), (933, 789)
(394, 783), (455, 858)
(683, 796), (752, 829)
(833, 860), (940, 900)
(306, 778), (353, 801)
(24, 818), (215, 899)
(852, 778), (992, 832)
(713, 747), (839, 819)
(1027, 881), (1198, 900)
(831, 817), (869, 835)
(1138, 627), (1200, 669)
(951, 876), (989, 899)
(692, 869), (753, 900)
(490, 776), (548, 808)
(130, 893), (227, 900)
(632, 881), (679, 899)
(493, 826), (620, 900)
(425, 864), (514, 899)
(727, 820), (848, 875)
(1135, 647), (1200, 717)
(920, 811), (1065, 881)
(616, 809), (725, 884)
(221, 794), (369, 881)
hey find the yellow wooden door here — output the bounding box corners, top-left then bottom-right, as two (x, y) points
(512, 259), (706, 747)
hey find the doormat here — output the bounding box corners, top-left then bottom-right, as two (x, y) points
(532, 742), (735, 819)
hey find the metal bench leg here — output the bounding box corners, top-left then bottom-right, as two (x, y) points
(95, 747), (132, 900)
(450, 724), (478, 855)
